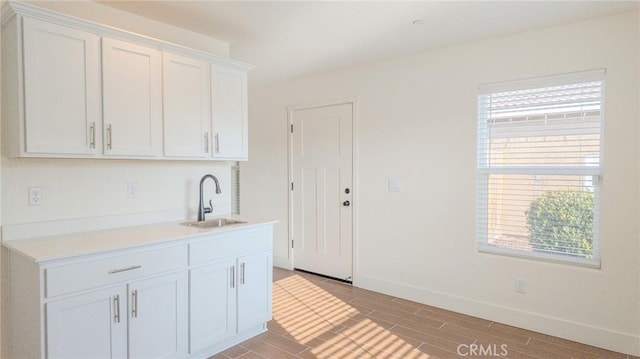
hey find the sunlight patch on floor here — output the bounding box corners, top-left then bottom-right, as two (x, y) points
(273, 273), (431, 359)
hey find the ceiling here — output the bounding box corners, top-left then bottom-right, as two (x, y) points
(98, 1), (639, 87)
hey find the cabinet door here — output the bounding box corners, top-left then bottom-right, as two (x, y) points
(211, 65), (248, 160)
(189, 259), (237, 353)
(237, 251), (272, 332)
(102, 38), (162, 157)
(163, 52), (211, 158)
(46, 286), (127, 359)
(22, 17), (100, 155)
(128, 272), (188, 359)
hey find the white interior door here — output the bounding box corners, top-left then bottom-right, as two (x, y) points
(291, 103), (353, 281)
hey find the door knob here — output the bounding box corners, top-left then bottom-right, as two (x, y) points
(343, 200), (350, 207)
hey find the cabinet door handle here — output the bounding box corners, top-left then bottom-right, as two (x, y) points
(230, 265), (235, 288)
(106, 124), (112, 150)
(240, 262), (245, 285)
(90, 122), (96, 149)
(215, 133), (220, 154)
(113, 295), (120, 323)
(204, 132), (209, 153)
(131, 290), (138, 318)
(108, 265), (142, 274)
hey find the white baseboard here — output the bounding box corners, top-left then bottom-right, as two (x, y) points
(2, 209), (189, 241)
(273, 255), (293, 270)
(354, 273), (639, 356)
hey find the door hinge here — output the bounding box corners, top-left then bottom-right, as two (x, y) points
(290, 124), (293, 133)
(291, 239), (294, 249)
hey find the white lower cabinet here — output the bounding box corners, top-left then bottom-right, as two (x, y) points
(237, 251), (272, 332)
(6, 223), (274, 359)
(45, 272), (187, 359)
(189, 250), (272, 355)
(128, 273), (188, 358)
(189, 259), (237, 353)
(46, 286), (128, 359)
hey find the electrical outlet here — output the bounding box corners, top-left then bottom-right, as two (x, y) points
(515, 278), (527, 294)
(29, 187), (42, 206)
(127, 182), (138, 199)
(388, 178), (402, 192)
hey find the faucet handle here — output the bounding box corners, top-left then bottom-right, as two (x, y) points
(204, 199), (213, 214)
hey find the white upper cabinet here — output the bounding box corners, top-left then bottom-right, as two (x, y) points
(102, 38), (162, 157)
(21, 17), (101, 156)
(2, 3), (253, 160)
(212, 65), (249, 160)
(163, 52), (211, 158)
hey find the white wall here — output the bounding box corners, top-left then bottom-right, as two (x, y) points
(242, 10), (640, 355)
(1, 159), (232, 225)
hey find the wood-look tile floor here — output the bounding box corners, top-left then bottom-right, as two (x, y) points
(211, 268), (636, 359)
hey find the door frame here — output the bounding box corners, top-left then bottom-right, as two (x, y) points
(286, 98), (359, 282)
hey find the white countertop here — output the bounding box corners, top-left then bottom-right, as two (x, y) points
(3, 216), (277, 263)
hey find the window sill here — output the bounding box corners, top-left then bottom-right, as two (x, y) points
(477, 243), (601, 269)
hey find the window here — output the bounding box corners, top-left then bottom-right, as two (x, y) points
(477, 70), (604, 267)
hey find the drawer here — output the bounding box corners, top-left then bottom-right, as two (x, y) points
(45, 245), (187, 297)
(189, 226), (272, 266)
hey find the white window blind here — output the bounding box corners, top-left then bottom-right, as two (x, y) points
(477, 69), (604, 267)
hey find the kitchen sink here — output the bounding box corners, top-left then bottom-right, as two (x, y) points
(180, 218), (248, 228)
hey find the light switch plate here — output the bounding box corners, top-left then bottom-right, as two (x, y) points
(127, 182), (138, 199)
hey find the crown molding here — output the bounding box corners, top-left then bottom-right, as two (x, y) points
(2, 0), (254, 71)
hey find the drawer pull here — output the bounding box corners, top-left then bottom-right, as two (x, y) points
(90, 122), (96, 149)
(131, 290), (138, 318)
(106, 124), (112, 150)
(240, 262), (245, 285)
(230, 265), (235, 288)
(108, 265), (142, 274)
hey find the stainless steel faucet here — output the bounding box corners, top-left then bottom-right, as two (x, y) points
(198, 174), (222, 222)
